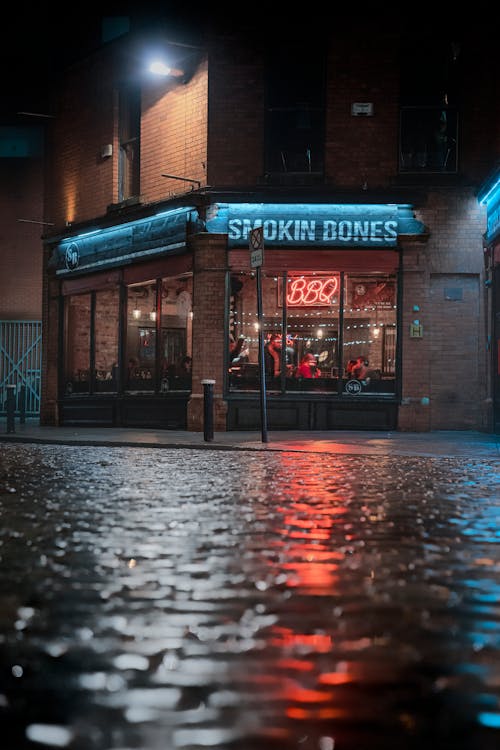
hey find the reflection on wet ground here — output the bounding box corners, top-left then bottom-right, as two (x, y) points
(0, 444), (499, 750)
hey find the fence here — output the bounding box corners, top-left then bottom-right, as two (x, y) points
(0, 320), (42, 418)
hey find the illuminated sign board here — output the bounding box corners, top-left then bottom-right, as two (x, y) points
(283, 275), (340, 307)
(206, 203), (425, 247)
(51, 207), (195, 275)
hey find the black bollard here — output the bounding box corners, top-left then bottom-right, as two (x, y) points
(201, 379), (215, 442)
(6, 385), (16, 434)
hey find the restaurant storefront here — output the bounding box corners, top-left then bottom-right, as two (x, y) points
(44, 199), (426, 431)
(210, 202), (424, 430)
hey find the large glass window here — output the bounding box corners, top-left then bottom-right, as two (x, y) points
(228, 271), (397, 397)
(400, 106), (458, 172)
(64, 290), (119, 395)
(399, 34), (459, 174)
(64, 293), (91, 394)
(264, 38), (325, 182)
(342, 275), (397, 396)
(126, 275), (192, 393)
(118, 85), (141, 201)
(160, 275), (192, 391)
(94, 288), (119, 392)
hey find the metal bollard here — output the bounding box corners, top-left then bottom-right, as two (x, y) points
(6, 385), (16, 434)
(201, 379), (215, 442)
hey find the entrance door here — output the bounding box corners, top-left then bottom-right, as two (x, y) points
(429, 274), (484, 429)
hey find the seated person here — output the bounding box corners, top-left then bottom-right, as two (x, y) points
(352, 356), (369, 381)
(229, 337), (249, 365)
(178, 355), (192, 375)
(295, 352), (321, 378)
(346, 359), (357, 377)
(229, 335), (246, 363)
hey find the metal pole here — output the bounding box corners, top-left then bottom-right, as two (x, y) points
(201, 379), (215, 442)
(6, 385), (16, 433)
(256, 266), (268, 443)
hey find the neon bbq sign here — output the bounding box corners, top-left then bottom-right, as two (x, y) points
(285, 275), (340, 307)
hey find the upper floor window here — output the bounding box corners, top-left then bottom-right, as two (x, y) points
(399, 34), (460, 174)
(400, 105), (458, 172)
(118, 85), (141, 201)
(264, 39), (326, 182)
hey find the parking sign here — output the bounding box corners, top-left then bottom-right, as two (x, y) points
(249, 226), (264, 268)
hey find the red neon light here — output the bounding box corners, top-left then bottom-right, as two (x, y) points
(286, 276), (339, 306)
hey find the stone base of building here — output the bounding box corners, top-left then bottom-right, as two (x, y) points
(398, 401), (431, 432)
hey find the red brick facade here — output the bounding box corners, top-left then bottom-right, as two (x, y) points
(38, 22), (497, 432)
(0, 158), (44, 319)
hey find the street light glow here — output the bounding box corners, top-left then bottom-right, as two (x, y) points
(149, 60), (172, 76)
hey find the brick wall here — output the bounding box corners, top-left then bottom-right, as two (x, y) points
(0, 158), (44, 319)
(187, 233), (228, 431)
(46, 50), (208, 230)
(47, 53), (116, 228)
(141, 60), (208, 202)
(399, 188), (489, 431)
(40, 251), (60, 425)
(206, 36), (265, 185)
(325, 30), (400, 188)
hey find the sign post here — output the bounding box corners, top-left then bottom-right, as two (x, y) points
(249, 226), (268, 443)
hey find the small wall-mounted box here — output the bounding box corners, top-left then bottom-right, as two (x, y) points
(101, 144), (113, 158)
(351, 102), (374, 117)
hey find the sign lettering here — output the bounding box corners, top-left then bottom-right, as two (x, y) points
(283, 275), (340, 307)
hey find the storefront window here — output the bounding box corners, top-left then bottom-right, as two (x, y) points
(94, 288), (119, 393)
(342, 275), (397, 396)
(126, 275), (192, 393)
(285, 273), (339, 392)
(126, 281), (157, 392)
(228, 271), (397, 397)
(64, 293), (91, 394)
(160, 275), (192, 391)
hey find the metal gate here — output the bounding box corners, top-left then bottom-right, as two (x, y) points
(0, 321), (42, 417)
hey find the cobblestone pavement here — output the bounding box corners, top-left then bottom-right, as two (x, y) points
(0, 443), (500, 750)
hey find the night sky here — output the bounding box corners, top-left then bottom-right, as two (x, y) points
(0, 3), (493, 119)
(0, 3), (209, 118)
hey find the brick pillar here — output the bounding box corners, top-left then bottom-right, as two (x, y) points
(398, 240), (432, 431)
(40, 249), (60, 426)
(187, 232), (228, 432)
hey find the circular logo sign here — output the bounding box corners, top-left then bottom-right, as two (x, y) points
(65, 243), (80, 270)
(345, 379), (362, 395)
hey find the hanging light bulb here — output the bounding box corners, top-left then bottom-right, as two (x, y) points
(132, 306), (141, 320)
(150, 308), (157, 322)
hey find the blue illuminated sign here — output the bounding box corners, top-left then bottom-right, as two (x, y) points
(52, 207), (196, 275)
(51, 201), (426, 276)
(206, 203), (425, 247)
(478, 170), (500, 242)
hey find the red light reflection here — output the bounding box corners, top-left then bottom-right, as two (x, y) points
(244, 452), (359, 740)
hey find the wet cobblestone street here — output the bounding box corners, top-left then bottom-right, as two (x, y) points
(0, 443), (499, 750)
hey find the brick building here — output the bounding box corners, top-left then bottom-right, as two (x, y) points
(0, 123), (45, 418)
(40, 14), (499, 432)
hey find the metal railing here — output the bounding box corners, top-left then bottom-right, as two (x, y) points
(0, 320), (42, 417)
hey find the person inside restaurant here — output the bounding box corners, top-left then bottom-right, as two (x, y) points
(295, 352), (321, 379)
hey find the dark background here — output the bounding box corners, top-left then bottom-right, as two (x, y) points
(0, 3), (493, 119)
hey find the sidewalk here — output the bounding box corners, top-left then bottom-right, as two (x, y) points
(1, 421), (499, 458)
